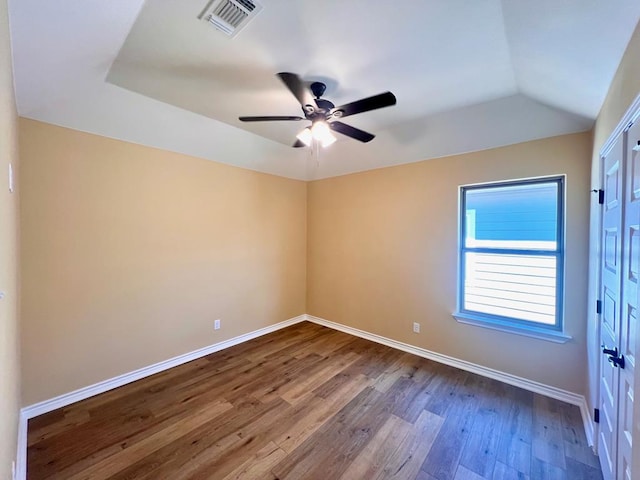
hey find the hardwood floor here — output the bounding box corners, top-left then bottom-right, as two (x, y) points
(27, 322), (602, 480)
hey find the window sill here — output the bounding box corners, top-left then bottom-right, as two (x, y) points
(452, 312), (572, 344)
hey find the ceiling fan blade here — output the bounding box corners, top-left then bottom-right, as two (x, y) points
(292, 139), (306, 148)
(277, 72), (316, 109)
(239, 116), (304, 122)
(330, 121), (375, 143)
(332, 91), (396, 118)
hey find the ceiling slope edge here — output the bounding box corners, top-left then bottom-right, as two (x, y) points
(18, 90), (593, 181)
(305, 94), (594, 180)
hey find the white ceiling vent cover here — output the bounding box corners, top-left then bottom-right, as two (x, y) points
(199, 0), (262, 37)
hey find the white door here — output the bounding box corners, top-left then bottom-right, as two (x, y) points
(617, 120), (639, 480)
(598, 120), (638, 480)
(598, 133), (624, 480)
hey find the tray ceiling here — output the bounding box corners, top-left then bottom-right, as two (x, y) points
(9, 0), (640, 179)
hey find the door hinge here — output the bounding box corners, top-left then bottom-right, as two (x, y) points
(594, 408), (600, 423)
(592, 189), (605, 204)
(596, 300), (602, 315)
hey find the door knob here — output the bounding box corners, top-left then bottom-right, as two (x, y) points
(602, 344), (618, 357)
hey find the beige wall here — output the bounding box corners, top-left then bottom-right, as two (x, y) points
(0, 0), (20, 475)
(587, 19), (640, 457)
(20, 119), (307, 405)
(593, 22), (640, 153)
(308, 132), (592, 394)
(21, 23), (640, 413)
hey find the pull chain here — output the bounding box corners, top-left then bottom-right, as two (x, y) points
(308, 140), (321, 166)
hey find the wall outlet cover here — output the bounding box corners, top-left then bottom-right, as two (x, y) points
(413, 322), (420, 333)
(214, 319), (221, 330)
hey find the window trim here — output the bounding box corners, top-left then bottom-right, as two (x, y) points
(453, 176), (567, 340)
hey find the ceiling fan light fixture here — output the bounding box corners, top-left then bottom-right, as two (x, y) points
(311, 121), (336, 147)
(296, 127), (312, 147)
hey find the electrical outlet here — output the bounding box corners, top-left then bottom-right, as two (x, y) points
(413, 322), (420, 334)
(214, 319), (221, 330)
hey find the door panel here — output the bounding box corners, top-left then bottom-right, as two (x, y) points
(604, 229), (619, 274)
(617, 120), (639, 480)
(599, 134), (624, 480)
(603, 287), (618, 335)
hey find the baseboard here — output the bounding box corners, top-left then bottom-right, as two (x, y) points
(15, 411), (28, 480)
(21, 314), (306, 420)
(305, 314), (594, 446)
(578, 397), (595, 448)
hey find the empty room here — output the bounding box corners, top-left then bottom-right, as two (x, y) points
(2, 1), (640, 479)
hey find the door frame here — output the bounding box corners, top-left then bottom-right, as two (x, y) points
(593, 93), (640, 460)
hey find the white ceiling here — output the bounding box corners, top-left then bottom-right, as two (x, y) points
(8, 0), (640, 180)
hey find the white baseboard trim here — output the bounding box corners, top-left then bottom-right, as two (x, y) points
(15, 411), (28, 480)
(579, 397), (595, 448)
(305, 314), (595, 446)
(20, 315), (306, 420)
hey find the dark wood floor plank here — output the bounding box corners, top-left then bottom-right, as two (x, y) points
(532, 395), (567, 469)
(165, 402), (293, 480)
(27, 408), (90, 447)
(460, 376), (523, 478)
(420, 372), (480, 480)
(311, 363), (371, 399)
(381, 376), (424, 422)
(422, 364), (469, 417)
(341, 341), (406, 379)
(109, 397), (289, 480)
(261, 326), (335, 362)
(62, 399), (235, 480)
(290, 329), (356, 360)
(458, 394), (501, 477)
(280, 351), (361, 404)
(371, 351), (419, 393)
(274, 373), (371, 454)
(272, 386), (391, 479)
(28, 368), (247, 478)
(530, 457), (568, 480)
(372, 409), (443, 480)
(337, 413), (414, 479)
(558, 401), (601, 470)
(221, 441), (285, 480)
(454, 465), (487, 479)
(496, 385), (534, 475)
(222, 352), (326, 404)
(26, 322), (601, 480)
(493, 461), (531, 480)
(563, 457), (603, 480)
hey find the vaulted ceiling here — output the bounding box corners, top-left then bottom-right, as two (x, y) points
(9, 0), (640, 179)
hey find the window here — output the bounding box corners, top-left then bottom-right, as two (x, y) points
(455, 176), (566, 339)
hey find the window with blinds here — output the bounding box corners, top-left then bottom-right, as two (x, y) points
(457, 177), (564, 331)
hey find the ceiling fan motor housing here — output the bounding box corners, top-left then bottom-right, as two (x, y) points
(306, 82), (335, 118)
(310, 81), (326, 99)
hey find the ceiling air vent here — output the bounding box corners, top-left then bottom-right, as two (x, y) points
(199, 0), (262, 37)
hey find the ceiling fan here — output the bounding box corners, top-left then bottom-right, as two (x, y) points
(239, 72), (396, 148)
